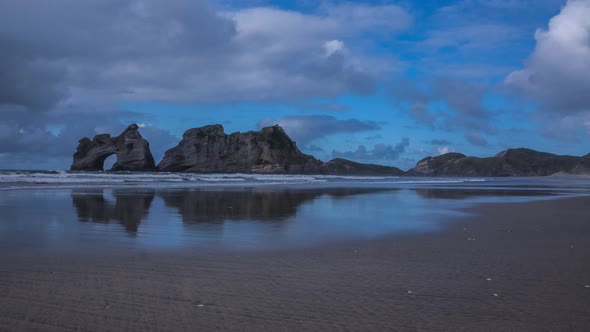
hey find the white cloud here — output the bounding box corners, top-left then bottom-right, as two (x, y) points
(437, 146), (453, 155)
(506, 0), (590, 114)
(324, 40), (344, 57)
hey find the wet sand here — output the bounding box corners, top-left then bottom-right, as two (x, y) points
(0, 196), (589, 331)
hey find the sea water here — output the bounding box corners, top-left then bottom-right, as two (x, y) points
(0, 171), (588, 253)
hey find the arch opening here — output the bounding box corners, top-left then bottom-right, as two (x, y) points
(103, 154), (117, 171)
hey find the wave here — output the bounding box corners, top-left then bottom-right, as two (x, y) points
(0, 170), (495, 189)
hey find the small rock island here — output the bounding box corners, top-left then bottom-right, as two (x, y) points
(71, 124), (156, 172)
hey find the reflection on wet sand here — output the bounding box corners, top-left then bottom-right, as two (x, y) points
(69, 187), (558, 235)
(158, 188), (393, 223)
(71, 189), (155, 233)
(413, 188), (556, 200)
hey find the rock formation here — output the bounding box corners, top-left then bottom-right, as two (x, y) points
(70, 124), (156, 171)
(157, 124), (324, 173)
(408, 148), (590, 176)
(71, 123), (589, 176)
(324, 158), (404, 176)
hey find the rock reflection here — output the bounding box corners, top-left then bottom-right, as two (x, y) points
(71, 189), (155, 233)
(158, 188), (393, 223)
(413, 188), (555, 200)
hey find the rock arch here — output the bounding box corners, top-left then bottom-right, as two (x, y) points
(70, 124), (156, 171)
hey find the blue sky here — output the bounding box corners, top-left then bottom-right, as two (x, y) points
(0, 0), (589, 170)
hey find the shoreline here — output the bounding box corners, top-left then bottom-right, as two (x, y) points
(1, 196), (589, 330)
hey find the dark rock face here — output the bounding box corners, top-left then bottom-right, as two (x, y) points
(324, 158), (404, 176)
(71, 124), (156, 171)
(408, 148), (590, 176)
(158, 125), (324, 173)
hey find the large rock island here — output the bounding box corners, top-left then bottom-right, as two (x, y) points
(408, 148), (590, 176)
(157, 125), (324, 173)
(70, 124), (156, 171)
(157, 124), (405, 175)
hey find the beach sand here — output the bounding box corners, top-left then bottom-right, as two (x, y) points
(0, 196), (589, 331)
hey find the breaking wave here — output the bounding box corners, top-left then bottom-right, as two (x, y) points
(0, 170), (494, 189)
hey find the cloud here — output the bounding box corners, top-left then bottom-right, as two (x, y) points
(257, 115), (381, 143)
(535, 111), (590, 141)
(298, 101), (350, 113)
(409, 102), (437, 125)
(320, 2), (413, 33)
(324, 40), (345, 56)
(0, 0), (411, 112)
(304, 144), (325, 152)
(429, 139), (452, 145)
(437, 146), (454, 155)
(434, 78), (487, 118)
(332, 138), (410, 162)
(0, 0), (411, 168)
(0, 108), (179, 169)
(505, 0), (590, 115)
(464, 132), (488, 146)
(365, 134), (383, 140)
(420, 23), (522, 51)
(391, 77), (494, 134)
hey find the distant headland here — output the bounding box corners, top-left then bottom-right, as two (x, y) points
(71, 124), (590, 176)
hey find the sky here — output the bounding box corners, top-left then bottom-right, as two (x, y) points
(1, 0), (589, 170)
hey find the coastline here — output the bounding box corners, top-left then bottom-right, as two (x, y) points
(1, 195), (589, 330)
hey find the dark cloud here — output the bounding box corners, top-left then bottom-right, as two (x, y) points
(0, 0), (236, 111)
(464, 132), (488, 146)
(428, 139), (452, 145)
(304, 144), (325, 152)
(0, 56), (68, 111)
(365, 134), (383, 140)
(390, 79), (430, 104)
(0, 0), (413, 168)
(409, 102), (437, 125)
(332, 138), (410, 161)
(391, 77), (495, 134)
(257, 115), (381, 143)
(433, 78), (487, 118)
(0, 109), (179, 169)
(0, 0), (410, 112)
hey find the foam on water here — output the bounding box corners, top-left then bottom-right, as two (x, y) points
(0, 170), (498, 189)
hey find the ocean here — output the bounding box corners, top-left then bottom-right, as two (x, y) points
(0, 170), (589, 253)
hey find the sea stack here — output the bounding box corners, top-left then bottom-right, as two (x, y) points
(157, 124), (324, 173)
(70, 124), (156, 171)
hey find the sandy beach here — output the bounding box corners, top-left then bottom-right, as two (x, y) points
(0, 196), (589, 331)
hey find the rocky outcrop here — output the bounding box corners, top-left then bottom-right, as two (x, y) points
(71, 123), (589, 176)
(324, 158), (404, 176)
(408, 148), (590, 176)
(157, 125), (324, 173)
(71, 124), (156, 171)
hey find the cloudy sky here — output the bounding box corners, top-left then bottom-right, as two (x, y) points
(1, 0), (589, 170)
